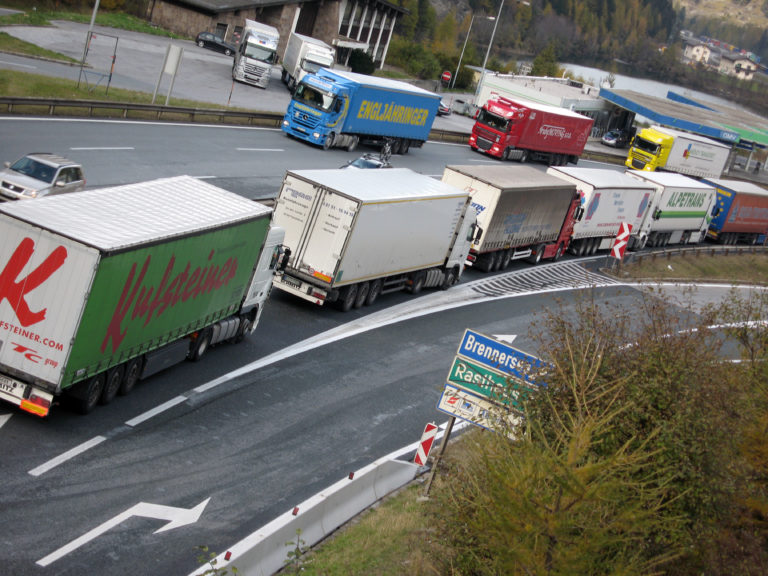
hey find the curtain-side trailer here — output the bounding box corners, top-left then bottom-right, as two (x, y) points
(0, 176), (285, 417)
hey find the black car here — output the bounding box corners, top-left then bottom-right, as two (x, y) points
(601, 129), (631, 148)
(195, 32), (236, 56)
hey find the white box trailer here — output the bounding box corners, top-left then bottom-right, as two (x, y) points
(627, 170), (717, 247)
(281, 32), (335, 91)
(272, 168), (477, 311)
(547, 166), (656, 255)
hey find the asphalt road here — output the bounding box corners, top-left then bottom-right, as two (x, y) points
(0, 18), (762, 576)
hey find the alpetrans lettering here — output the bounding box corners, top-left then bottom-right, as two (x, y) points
(101, 250), (238, 354)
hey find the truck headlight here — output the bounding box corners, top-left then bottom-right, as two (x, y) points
(313, 132), (320, 139)
(283, 120), (289, 127)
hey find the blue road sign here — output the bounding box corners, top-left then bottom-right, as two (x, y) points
(456, 329), (549, 386)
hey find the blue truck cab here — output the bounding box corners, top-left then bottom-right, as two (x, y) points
(281, 69), (440, 154)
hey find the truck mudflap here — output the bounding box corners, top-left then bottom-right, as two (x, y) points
(0, 373), (54, 417)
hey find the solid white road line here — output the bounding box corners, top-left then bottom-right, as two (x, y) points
(28, 435), (107, 477)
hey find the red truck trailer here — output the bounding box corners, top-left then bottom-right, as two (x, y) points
(469, 95), (594, 166)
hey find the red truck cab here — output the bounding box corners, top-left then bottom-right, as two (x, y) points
(469, 95), (593, 166)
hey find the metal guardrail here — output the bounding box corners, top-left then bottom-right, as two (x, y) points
(0, 96), (469, 143)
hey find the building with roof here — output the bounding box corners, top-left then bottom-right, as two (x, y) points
(683, 40), (713, 65)
(146, 0), (405, 68)
(718, 51), (757, 81)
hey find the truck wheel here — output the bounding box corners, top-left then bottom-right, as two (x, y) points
(502, 148), (510, 161)
(519, 150), (528, 163)
(500, 249), (513, 269)
(234, 316), (253, 343)
(101, 366), (124, 405)
(365, 279), (382, 306)
(323, 132), (335, 150)
(189, 327), (213, 361)
(553, 245), (564, 261)
(441, 269), (457, 290)
(528, 244), (545, 264)
(120, 358), (142, 396)
(354, 282), (369, 308)
(482, 252), (497, 273)
(347, 136), (359, 152)
(74, 374), (105, 415)
(401, 139), (410, 154)
(409, 271), (426, 294)
(339, 285), (358, 312)
(391, 139), (402, 155)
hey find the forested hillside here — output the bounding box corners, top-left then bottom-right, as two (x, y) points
(400, 0), (766, 68)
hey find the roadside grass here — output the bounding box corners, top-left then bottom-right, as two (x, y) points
(0, 69), (265, 118)
(613, 250), (768, 284)
(0, 31), (79, 63)
(0, 7), (183, 38)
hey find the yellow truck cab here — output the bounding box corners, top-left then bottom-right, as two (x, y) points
(625, 127), (671, 172)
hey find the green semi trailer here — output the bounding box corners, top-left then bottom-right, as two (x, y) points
(0, 176), (285, 417)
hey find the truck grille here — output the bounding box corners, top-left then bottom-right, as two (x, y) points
(290, 110), (321, 131)
(630, 157), (647, 170)
(475, 126), (498, 142)
(244, 63), (266, 78)
(476, 137), (493, 151)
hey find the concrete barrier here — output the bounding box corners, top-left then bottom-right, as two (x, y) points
(189, 457), (420, 576)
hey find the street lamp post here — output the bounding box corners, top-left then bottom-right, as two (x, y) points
(480, 0), (504, 79)
(451, 14), (475, 89)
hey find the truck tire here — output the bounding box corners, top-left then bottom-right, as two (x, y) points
(73, 373), (105, 415)
(354, 282), (369, 309)
(441, 268), (457, 290)
(339, 284), (358, 312)
(528, 244), (545, 264)
(391, 139), (402, 155)
(519, 150), (529, 163)
(365, 279), (382, 306)
(101, 366), (124, 405)
(502, 148), (510, 161)
(119, 358), (142, 396)
(323, 132), (335, 150)
(189, 327), (213, 361)
(347, 136), (359, 152)
(402, 139), (410, 154)
(234, 315), (253, 343)
(500, 249), (513, 269)
(409, 271), (426, 294)
(553, 244), (564, 261)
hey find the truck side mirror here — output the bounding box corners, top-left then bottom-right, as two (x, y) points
(574, 206), (584, 222)
(653, 208), (662, 221)
(472, 225), (483, 243)
(334, 100), (342, 113)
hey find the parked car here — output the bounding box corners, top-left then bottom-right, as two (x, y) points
(340, 153), (392, 169)
(0, 153), (85, 201)
(601, 129), (631, 148)
(437, 100), (452, 116)
(195, 32), (236, 56)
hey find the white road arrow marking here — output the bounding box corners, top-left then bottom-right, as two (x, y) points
(36, 498), (210, 567)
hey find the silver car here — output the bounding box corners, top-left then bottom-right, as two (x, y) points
(0, 153), (85, 201)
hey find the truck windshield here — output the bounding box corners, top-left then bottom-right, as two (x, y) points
(302, 57), (333, 74)
(294, 84), (335, 111)
(245, 43), (277, 63)
(477, 109), (509, 132)
(633, 137), (660, 155)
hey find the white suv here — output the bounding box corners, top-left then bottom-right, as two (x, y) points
(0, 152), (85, 201)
